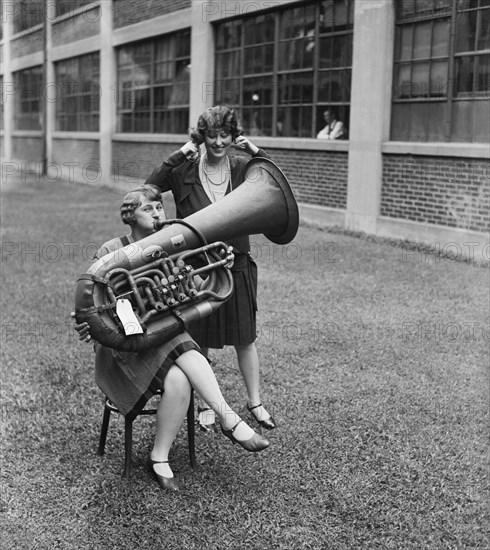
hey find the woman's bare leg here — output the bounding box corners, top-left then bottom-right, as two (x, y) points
(151, 365), (191, 477)
(174, 350), (261, 441)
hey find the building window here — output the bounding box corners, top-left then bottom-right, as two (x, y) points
(13, 66), (43, 130)
(392, 0), (490, 142)
(116, 30), (191, 134)
(214, 0), (353, 138)
(55, 53), (100, 131)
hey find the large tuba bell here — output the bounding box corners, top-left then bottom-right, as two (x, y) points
(74, 157), (299, 352)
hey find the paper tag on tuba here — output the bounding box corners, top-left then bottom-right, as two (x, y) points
(116, 298), (143, 335)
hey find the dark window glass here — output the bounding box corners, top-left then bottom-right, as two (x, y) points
(215, 1), (353, 138)
(55, 53), (100, 131)
(13, 66), (44, 130)
(392, 0), (489, 142)
(116, 30), (190, 133)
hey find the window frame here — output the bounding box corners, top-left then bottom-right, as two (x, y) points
(115, 30), (191, 134)
(55, 52), (100, 132)
(13, 66), (44, 131)
(392, 0), (490, 142)
(213, 0), (354, 139)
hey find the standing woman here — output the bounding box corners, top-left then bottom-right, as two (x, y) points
(145, 106), (276, 430)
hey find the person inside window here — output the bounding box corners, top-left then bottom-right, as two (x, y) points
(316, 108), (345, 140)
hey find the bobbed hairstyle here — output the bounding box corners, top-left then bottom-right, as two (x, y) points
(120, 184), (163, 226)
(189, 105), (243, 145)
(324, 108), (338, 118)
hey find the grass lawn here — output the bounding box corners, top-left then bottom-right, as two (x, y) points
(1, 175), (488, 550)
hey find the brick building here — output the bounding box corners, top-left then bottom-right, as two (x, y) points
(1, 0), (489, 260)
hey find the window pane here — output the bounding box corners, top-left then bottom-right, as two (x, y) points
(432, 19), (450, 57)
(455, 11), (477, 52)
(334, 0), (348, 28)
(215, 79), (240, 104)
(277, 106), (312, 137)
(475, 53), (490, 92)
(244, 44), (274, 73)
(242, 76), (273, 106)
(430, 60), (448, 96)
(413, 22), (432, 59)
(412, 62), (430, 96)
(320, 1), (334, 32)
(216, 51), (240, 78)
(281, 6), (313, 40)
(399, 26), (413, 61)
(278, 72), (314, 104)
(454, 55), (474, 93)
(241, 107), (272, 136)
(134, 112), (150, 132)
(134, 88), (150, 110)
(477, 8), (490, 49)
(154, 87), (170, 108)
(155, 61), (173, 83)
(396, 64), (412, 98)
(244, 14), (274, 44)
(279, 38), (314, 70)
(318, 70), (344, 102)
(216, 20), (242, 49)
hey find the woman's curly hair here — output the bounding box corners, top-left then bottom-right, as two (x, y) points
(120, 185), (163, 226)
(189, 105), (243, 145)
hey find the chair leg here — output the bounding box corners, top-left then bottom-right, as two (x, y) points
(187, 389), (197, 469)
(98, 402), (111, 456)
(123, 416), (133, 478)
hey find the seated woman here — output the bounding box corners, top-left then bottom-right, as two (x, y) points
(73, 184), (269, 492)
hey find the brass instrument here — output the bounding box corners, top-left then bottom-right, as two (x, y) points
(74, 157), (299, 352)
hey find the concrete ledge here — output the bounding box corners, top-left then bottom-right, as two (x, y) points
(252, 136), (349, 152)
(53, 132), (99, 140)
(10, 52), (43, 71)
(299, 203), (346, 229)
(382, 141), (490, 159)
(376, 216), (489, 263)
(113, 133), (187, 143)
(51, 36), (101, 61)
(12, 130), (43, 137)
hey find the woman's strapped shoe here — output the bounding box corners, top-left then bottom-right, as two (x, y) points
(221, 420), (270, 452)
(247, 403), (277, 430)
(147, 458), (180, 492)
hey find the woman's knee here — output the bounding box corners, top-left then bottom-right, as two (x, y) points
(164, 365), (191, 396)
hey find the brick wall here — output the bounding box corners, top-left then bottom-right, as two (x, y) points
(11, 30), (43, 58)
(52, 7), (101, 47)
(52, 138), (100, 182)
(113, 0), (191, 28)
(270, 149), (348, 209)
(12, 136), (43, 163)
(112, 143), (348, 210)
(382, 155), (490, 232)
(112, 141), (182, 183)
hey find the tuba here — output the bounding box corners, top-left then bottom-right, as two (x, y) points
(74, 157), (299, 352)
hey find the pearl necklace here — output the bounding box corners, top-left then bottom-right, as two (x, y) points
(200, 155), (231, 203)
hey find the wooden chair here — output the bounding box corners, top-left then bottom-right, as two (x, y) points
(97, 388), (196, 477)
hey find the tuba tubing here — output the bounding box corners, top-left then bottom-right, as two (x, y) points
(74, 157), (299, 352)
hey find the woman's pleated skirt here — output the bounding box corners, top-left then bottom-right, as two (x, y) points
(189, 253), (258, 348)
(94, 331), (201, 420)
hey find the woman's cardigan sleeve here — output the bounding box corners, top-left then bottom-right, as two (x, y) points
(144, 149), (187, 193)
